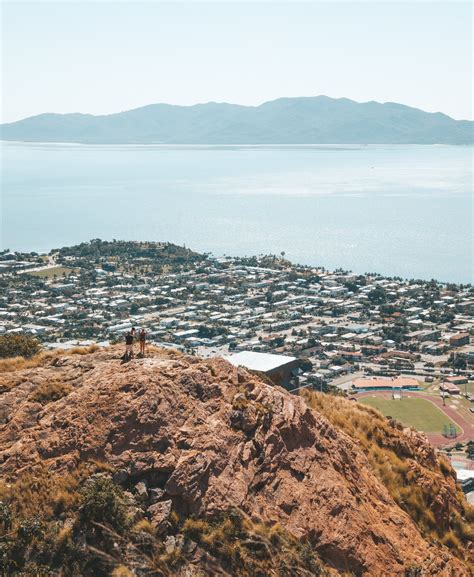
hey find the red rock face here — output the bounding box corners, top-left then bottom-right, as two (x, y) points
(0, 347), (469, 575)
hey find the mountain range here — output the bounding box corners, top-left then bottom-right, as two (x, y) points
(1, 96), (472, 144)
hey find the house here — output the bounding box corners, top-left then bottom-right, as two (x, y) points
(450, 333), (470, 348)
(361, 344), (385, 356)
(225, 351), (299, 389)
(340, 350), (362, 362)
(440, 382), (461, 395)
(445, 375), (468, 386)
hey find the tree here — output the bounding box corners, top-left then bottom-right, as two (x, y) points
(344, 281), (359, 293)
(467, 442), (474, 460)
(450, 354), (467, 374)
(299, 357), (313, 372)
(0, 333), (40, 359)
(130, 303), (140, 315)
(367, 286), (386, 304)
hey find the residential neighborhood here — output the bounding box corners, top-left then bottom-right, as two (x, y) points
(1, 240), (473, 398)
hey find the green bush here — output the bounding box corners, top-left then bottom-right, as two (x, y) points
(80, 477), (129, 533)
(0, 333), (40, 359)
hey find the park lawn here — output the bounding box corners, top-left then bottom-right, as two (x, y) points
(29, 266), (74, 279)
(359, 396), (461, 434)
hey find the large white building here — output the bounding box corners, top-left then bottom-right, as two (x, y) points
(225, 351), (299, 388)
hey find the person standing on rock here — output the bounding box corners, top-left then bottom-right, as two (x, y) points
(139, 328), (146, 357)
(125, 329), (135, 360)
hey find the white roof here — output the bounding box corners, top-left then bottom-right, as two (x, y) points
(456, 469), (474, 481)
(225, 351), (297, 373)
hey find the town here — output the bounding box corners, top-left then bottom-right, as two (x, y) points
(2, 240), (473, 387)
(1, 240), (473, 447)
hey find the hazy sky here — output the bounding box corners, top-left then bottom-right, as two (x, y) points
(2, 1), (472, 123)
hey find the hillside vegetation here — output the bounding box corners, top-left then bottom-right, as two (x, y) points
(302, 391), (473, 562)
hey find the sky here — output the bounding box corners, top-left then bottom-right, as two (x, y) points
(1, 1), (472, 123)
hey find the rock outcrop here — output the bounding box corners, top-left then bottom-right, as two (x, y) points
(0, 347), (470, 575)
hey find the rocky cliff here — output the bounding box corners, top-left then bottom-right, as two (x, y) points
(0, 346), (471, 576)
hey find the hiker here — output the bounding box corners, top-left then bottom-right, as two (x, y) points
(139, 328), (146, 356)
(125, 329), (135, 359)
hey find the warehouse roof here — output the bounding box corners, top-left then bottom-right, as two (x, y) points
(225, 351), (297, 373)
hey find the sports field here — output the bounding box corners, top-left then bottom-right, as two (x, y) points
(360, 396), (461, 434)
(29, 266), (73, 279)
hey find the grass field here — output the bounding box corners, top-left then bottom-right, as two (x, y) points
(29, 266), (73, 279)
(359, 396), (461, 433)
(465, 381), (474, 396)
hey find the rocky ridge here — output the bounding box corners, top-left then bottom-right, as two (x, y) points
(0, 346), (471, 576)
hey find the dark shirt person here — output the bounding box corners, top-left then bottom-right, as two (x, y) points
(125, 330), (134, 359)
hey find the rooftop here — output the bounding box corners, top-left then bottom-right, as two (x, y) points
(353, 377), (419, 389)
(225, 351), (297, 373)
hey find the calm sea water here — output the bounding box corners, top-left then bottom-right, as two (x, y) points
(1, 142), (472, 283)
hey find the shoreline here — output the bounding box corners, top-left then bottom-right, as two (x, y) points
(2, 140), (472, 148)
(2, 239), (472, 287)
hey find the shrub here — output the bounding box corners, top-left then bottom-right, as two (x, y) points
(442, 530), (461, 549)
(405, 566), (423, 577)
(0, 501), (12, 531)
(182, 510), (327, 575)
(0, 334), (40, 359)
(17, 516), (44, 542)
(80, 477), (129, 533)
(132, 519), (156, 535)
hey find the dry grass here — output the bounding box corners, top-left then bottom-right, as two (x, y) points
(70, 344), (100, 355)
(111, 567), (134, 577)
(0, 465), (88, 519)
(0, 351), (54, 374)
(29, 379), (73, 404)
(301, 390), (473, 566)
(0, 344), (102, 375)
(132, 519), (156, 535)
(182, 510), (328, 576)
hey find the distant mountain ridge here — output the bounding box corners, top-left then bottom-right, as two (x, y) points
(1, 96), (472, 144)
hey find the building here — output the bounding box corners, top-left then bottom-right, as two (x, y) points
(440, 382), (461, 395)
(352, 376), (419, 391)
(225, 351), (299, 388)
(445, 375), (468, 386)
(450, 333), (470, 348)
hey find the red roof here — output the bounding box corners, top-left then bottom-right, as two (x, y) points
(353, 377), (418, 389)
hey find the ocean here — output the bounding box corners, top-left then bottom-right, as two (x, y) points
(1, 142), (472, 283)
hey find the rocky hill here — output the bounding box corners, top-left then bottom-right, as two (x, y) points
(0, 346), (472, 576)
(1, 96), (472, 144)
